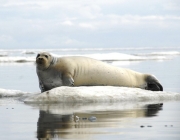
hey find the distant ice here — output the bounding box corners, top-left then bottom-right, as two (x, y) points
(0, 56), (35, 63)
(0, 52), (8, 57)
(51, 52), (168, 61)
(84, 53), (167, 61)
(21, 50), (36, 54)
(0, 88), (28, 97)
(136, 51), (180, 56)
(151, 51), (180, 55)
(0, 49), (178, 63)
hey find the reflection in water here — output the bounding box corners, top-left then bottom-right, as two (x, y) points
(145, 103), (163, 117)
(35, 102), (163, 139)
(37, 111), (73, 139)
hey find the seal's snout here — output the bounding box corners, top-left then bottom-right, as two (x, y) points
(36, 54), (45, 65)
(36, 57), (44, 64)
(38, 57), (43, 61)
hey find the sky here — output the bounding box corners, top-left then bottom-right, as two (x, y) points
(0, 0), (180, 49)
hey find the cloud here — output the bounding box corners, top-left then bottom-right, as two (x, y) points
(163, 0), (180, 10)
(0, 0), (180, 48)
(79, 23), (96, 29)
(106, 15), (180, 27)
(61, 20), (74, 26)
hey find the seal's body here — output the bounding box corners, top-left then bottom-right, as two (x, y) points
(36, 52), (163, 92)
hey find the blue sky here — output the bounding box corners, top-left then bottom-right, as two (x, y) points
(0, 0), (180, 49)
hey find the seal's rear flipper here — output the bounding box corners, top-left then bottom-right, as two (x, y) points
(145, 75), (163, 91)
(146, 82), (163, 91)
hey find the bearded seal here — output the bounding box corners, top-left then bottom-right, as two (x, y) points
(36, 52), (163, 92)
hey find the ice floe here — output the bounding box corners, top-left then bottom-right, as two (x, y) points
(24, 86), (180, 103)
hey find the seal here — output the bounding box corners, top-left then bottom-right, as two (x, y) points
(36, 52), (163, 92)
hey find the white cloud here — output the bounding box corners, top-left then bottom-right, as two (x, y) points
(61, 20), (74, 26)
(79, 23), (96, 29)
(163, 0), (180, 10)
(74, 15), (180, 31)
(0, 0), (180, 48)
(106, 15), (180, 27)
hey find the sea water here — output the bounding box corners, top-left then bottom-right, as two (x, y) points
(0, 47), (180, 139)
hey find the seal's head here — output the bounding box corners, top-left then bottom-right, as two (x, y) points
(36, 52), (53, 70)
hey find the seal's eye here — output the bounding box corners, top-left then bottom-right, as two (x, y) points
(36, 54), (40, 59)
(45, 55), (48, 58)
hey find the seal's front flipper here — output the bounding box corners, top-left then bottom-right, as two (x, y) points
(39, 81), (46, 92)
(145, 75), (163, 91)
(62, 74), (74, 86)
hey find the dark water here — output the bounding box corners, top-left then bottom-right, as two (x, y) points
(0, 50), (180, 139)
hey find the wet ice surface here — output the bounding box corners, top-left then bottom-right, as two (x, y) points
(0, 101), (180, 140)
